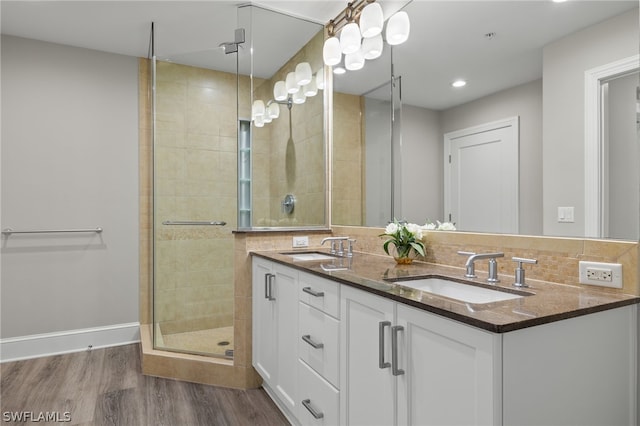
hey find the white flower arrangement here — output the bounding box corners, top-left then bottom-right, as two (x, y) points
(423, 220), (456, 231)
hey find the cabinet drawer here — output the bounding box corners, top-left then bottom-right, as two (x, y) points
(299, 302), (339, 388)
(298, 359), (339, 426)
(299, 271), (340, 318)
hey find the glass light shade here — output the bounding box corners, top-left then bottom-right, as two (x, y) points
(254, 115), (264, 127)
(273, 81), (287, 101)
(333, 64), (346, 75)
(386, 11), (410, 46)
(263, 114), (272, 124)
(295, 62), (312, 85)
(292, 90), (306, 104)
(345, 50), (365, 71)
(316, 71), (325, 90)
(340, 22), (361, 54)
(359, 2), (384, 38)
(285, 72), (299, 94)
(252, 100), (265, 117)
(303, 79), (318, 97)
(362, 34), (383, 60)
(323, 37), (342, 66)
(267, 102), (280, 119)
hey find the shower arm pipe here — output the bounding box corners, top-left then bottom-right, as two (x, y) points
(162, 221), (227, 226)
(266, 97), (293, 110)
(2, 227), (103, 235)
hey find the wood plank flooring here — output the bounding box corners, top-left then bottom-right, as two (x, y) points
(0, 344), (289, 425)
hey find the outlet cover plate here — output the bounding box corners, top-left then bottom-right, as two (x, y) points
(578, 261), (622, 288)
(292, 236), (309, 248)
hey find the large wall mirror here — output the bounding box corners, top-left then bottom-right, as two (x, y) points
(331, 0), (639, 241)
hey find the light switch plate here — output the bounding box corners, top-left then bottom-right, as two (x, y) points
(557, 206), (575, 223)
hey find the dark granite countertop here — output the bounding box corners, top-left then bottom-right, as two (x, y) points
(252, 249), (640, 333)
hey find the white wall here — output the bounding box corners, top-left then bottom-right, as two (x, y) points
(542, 8), (638, 237)
(1, 36), (139, 357)
(440, 79), (543, 236)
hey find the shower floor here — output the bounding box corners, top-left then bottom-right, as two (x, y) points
(160, 326), (234, 358)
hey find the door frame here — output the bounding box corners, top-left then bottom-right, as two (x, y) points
(584, 54), (639, 238)
(444, 116), (520, 232)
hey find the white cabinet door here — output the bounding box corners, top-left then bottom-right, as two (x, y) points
(273, 263), (299, 414)
(396, 304), (501, 426)
(252, 258), (277, 382)
(252, 259), (299, 417)
(340, 285), (395, 426)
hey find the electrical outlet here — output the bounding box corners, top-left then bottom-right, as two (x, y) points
(578, 261), (622, 289)
(292, 236), (309, 248)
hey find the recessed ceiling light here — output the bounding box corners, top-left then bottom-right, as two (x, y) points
(552, 0), (567, 3)
(451, 79), (467, 88)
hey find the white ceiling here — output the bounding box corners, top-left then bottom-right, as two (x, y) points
(1, 1), (637, 110)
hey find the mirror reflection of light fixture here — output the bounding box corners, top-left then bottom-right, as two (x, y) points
(322, 0), (409, 72)
(295, 62), (312, 85)
(304, 79), (318, 97)
(293, 90), (306, 104)
(273, 81), (287, 101)
(286, 72), (299, 94)
(267, 102), (280, 119)
(316, 71), (325, 90)
(386, 11), (410, 46)
(362, 33), (383, 60)
(345, 50), (365, 71)
(252, 99), (265, 118)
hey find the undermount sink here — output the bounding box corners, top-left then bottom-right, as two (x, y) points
(392, 277), (525, 304)
(281, 251), (339, 261)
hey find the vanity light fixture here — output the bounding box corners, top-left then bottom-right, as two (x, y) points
(322, 0), (410, 72)
(451, 79), (467, 88)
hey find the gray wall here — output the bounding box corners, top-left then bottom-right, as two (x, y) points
(440, 79), (543, 236)
(1, 36), (139, 338)
(542, 8), (638, 237)
(400, 104), (442, 225)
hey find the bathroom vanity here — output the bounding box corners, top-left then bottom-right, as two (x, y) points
(251, 251), (639, 426)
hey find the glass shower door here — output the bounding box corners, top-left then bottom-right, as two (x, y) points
(152, 54), (240, 358)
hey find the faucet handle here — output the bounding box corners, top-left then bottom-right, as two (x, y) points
(457, 251), (476, 257)
(512, 257), (538, 287)
(347, 239), (356, 257)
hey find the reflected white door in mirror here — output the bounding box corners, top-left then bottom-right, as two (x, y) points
(444, 117), (520, 234)
(585, 55), (639, 240)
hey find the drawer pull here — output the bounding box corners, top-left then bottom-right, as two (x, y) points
(302, 399), (324, 419)
(302, 286), (325, 297)
(302, 334), (324, 349)
(379, 321), (391, 369)
(264, 273), (275, 301)
(391, 325), (405, 376)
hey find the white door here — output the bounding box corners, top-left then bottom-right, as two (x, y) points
(340, 286), (396, 426)
(444, 117), (519, 233)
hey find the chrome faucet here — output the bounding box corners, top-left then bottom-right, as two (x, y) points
(458, 251), (505, 282)
(321, 236), (349, 256)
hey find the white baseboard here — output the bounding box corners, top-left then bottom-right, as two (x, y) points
(0, 322), (140, 362)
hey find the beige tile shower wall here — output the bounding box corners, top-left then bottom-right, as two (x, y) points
(139, 59), (153, 325)
(252, 31), (326, 227)
(333, 225), (640, 296)
(333, 93), (364, 225)
(153, 61), (249, 333)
